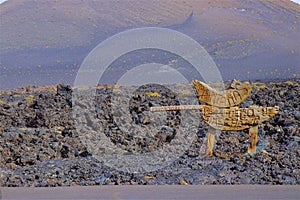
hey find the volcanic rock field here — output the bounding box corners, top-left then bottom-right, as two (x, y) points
(0, 79), (299, 186)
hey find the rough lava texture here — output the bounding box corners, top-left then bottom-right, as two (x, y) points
(0, 79), (299, 186)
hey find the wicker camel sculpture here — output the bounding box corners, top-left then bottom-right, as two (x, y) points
(150, 80), (279, 156)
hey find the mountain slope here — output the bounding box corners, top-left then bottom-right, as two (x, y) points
(0, 0), (299, 89)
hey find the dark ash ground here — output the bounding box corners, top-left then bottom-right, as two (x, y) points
(0, 79), (299, 186)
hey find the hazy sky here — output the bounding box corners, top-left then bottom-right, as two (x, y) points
(291, 0), (300, 4)
(290, 0), (300, 4)
(1, 0), (300, 5)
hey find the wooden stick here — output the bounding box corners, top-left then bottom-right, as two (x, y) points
(150, 105), (204, 112)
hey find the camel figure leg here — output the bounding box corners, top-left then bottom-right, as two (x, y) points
(248, 125), (258, 154)
(205, 127), (216, 156)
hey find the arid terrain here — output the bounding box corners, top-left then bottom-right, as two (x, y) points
(0, 0), (299, 89)
(0, 79), (299, 186)
(0, 0), (299, 187)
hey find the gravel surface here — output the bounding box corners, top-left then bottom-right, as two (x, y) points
(0, 79), (299, 186)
